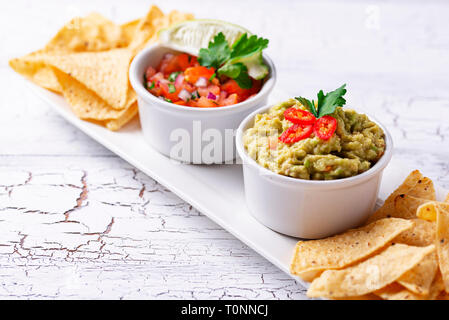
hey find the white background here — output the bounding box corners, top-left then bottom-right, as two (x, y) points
(1, 0), (448, 299)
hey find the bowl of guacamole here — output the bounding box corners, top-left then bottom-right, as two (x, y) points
(235, 87), (393, 239)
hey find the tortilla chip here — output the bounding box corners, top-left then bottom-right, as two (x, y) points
(128, 6), (194, 53)
(307, 244), (435, 298)
(44, 13), (127, 52)
(43, 48), (133, 109)
(290, 218), (414, 281)
(367, 171), (425, 222)
(437, 291), (449, 300)
(9, 5), (193, 131)
(392, 194), (433, 220)
(397, 251), (438, 296)
(333, 294), (381, 300)
(9, 52), (62, 93)
(368, 175), (435, 222)
(105, 102), (138, 131)
(417, 202), (439, 222)
(428, 271), (445, 300)
(436, 203), (449, 292)
(393, 219), (435, 247)
(53, 68), (135, 121)
(375, 283), (425, 300)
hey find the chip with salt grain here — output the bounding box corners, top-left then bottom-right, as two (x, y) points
(397, 251), (438, 296)
(290, 218), (414, 281)
(436, 204), (449, 292)
(307, 244), (435, 298)
(367, 171), (425, 223)
(368, 177), (435, 222)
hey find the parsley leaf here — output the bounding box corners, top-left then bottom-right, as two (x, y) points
(317, 84), (347, 118)
(229, 33), (269, 60)
(198, 32), (269, 89)
(198, 33), (231, 69)
(295, 84), (347, 118)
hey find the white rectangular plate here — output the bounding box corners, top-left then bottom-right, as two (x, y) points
(29, 82), (448, 289)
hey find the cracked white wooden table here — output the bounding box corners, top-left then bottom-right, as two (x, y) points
(1, 0), (448, 299)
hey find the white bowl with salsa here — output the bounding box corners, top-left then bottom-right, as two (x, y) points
(129, 44), (276, 164)
(235, 103), (393, 239)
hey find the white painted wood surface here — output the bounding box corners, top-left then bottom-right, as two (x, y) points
(1, 0), (448, 299)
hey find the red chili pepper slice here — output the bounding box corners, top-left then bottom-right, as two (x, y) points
(279, 124), (314, 144)
(313, 116), (337, 140)
(284, 107), (316, 125)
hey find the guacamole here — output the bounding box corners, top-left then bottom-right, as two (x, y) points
(243, 99), (386, 180)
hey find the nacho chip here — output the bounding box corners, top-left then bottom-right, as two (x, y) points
(375, 283), (425, 300)
(367, 171), (424, 222)
(290, 218), (414, 281)
(9, 52), (62, 93)
(368, 174), (435, 223)
(10, 5), (193, 130)
(393, 194), (433, 220)
(393, 219), (435, 247)
(436, 203), (449, 292)
(428, 271), (445, 300)
(44, 13), (127, 53)
(417, 202), (439, 222)
(53, 68), (135, 121)
(105, 102), (138, 131)
(397, 251), (438, 296)
(43, 48), (133, 109)
(307, 244), (435, 298)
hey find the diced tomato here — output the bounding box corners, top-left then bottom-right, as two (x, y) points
(144, 52), (264, 108)
(159, 82), (180, 102)
(184, 66), (215, 84)
(207, 85), (220, 96)
(221, 79), (258, 101)
(284, 108), (316, 125)
(313, 116), (337, 140)
(279, 124), (314, 144)
(145, 67), (156, 80)
(176, 53), (190, 70)
(197, 96), (218, 108)
(220, 93), (239, 106)
(158, 53), (193, 75)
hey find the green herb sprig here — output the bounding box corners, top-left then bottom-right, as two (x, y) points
(295, 84), (347, 118)
(198, 32), (269, 89)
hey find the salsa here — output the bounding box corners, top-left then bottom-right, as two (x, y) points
(144, 52), (262, 107)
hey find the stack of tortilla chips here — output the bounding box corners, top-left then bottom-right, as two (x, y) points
(291, 170), (449, 300)
(9, 5), (193, 130)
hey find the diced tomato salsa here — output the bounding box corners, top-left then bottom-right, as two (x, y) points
(144, 53), (262, 107)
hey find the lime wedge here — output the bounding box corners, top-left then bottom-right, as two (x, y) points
(158, 19), (250, 56)
(231, 52), (269, 80)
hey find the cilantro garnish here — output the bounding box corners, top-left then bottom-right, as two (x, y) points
(148, 81), (155, 90)
(295, 84), (347, 118)
(198, 32), (269, 89)
(168, 84), (176, 94)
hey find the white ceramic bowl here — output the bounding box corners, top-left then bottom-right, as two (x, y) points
(236, 105), (393, 239)
(129, 44), (276, 164)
